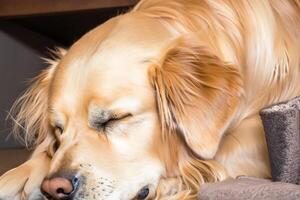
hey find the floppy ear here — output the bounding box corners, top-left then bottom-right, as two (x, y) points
(149, 37), (243, 159)
(10, 48), (66, 148)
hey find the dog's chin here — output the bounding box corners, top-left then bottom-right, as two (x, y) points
(27, 189), (46, 200)
(63, 184), (156, 200)
(39, 177), (162, 200)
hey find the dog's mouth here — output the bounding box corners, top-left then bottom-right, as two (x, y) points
(42, 182), (153, 200)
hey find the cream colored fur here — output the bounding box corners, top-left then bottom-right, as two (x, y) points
(0, 1), (299, 199)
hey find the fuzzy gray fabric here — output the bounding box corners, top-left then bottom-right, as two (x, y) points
(260, 96), (300, 184)
(198, 97), (300, 200)
(198, 176), (300, 200)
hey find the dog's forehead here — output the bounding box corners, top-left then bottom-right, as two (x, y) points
(50, 50), (154, 109)
(64, 13), (173, 65)
(49, 14), (172, 112)
(50, 62), (153, 115)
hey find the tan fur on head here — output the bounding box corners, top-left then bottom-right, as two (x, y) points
(1, 0), (300, 199)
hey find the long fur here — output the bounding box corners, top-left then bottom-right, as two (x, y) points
(9, 48), (66, 148)
(4, 1), (300, 199)
(135, 0), (300, 118)
(149, 35), (240, 199)
(139, 0), (300, 198)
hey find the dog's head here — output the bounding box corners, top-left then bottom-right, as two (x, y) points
(12, 13), (242, 200)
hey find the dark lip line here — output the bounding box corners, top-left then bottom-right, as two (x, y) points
(41, 176), (153, 200)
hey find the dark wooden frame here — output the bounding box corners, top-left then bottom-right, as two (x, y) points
(0, 0), (138, 17)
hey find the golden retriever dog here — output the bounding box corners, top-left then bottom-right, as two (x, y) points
(1, 0), (300, 199)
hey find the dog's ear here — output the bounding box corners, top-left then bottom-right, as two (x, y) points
(9, 48), (66, 148)
(149, 37), (243, 159)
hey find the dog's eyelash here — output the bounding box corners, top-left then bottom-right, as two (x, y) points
(111, 113), (132, 122)
(94, 113), (132, 131)
(102, 113), (132, 126)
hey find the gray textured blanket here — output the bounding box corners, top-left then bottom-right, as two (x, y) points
(199, 176), (300, 200)
(198, 96), (300, 199)
(260, 96), (300, 184)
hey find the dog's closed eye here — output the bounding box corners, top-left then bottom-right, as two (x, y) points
(99, 113), (132, 126)
(89, 111), (132, 132)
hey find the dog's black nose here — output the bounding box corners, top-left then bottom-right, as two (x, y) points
(41, 171), (80, 200)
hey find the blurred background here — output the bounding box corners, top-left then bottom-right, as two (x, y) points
(0, 0), (137, 175)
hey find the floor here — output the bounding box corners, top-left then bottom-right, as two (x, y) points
(0, 149), (30, 175)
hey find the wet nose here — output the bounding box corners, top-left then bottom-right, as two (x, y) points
(41, 172), (79, 200)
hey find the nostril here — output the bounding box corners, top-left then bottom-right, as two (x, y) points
(56, 187), (67, 194)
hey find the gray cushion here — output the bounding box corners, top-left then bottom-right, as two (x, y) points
(198, 176), (300, 200)
(198, 96), (300, 200)
(260, 96), (300, 184)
